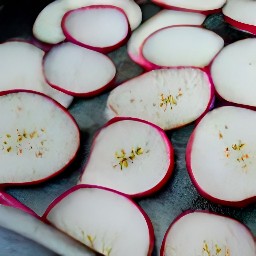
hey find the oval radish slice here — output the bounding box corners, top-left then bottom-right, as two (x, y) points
(127, 10), (206, 68)
(0, 91), (80, 185)
(106, 68), (213, 130)
(141, 26), (224, 70)
(79, 117), (174, 197)
(211, 38), (256, 108)
(43, 42), (116, 97)
(62, 6), (130, 53)
(223, 0), (256, 35)
(33, 0), (141, 44)
(0, 41), (73, 108)
(186, 106), (256, 206)
(161, 211), (256, 256)
(43, 185), (154, 256)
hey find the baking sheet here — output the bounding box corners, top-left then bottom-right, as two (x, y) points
(0, 1), (255, 255)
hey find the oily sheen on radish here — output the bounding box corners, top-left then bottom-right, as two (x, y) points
(161, 211), (256, 256)
(43, 42), (116, 97)
(0, 91), (79, 185)
(106, 68), (213, 130)
(79, 117), (174, 197)
(43, 185), (154, 256)
(62, 5), (130, 53)
(186, 106), (256, 206)
(141, 25), (224, 70)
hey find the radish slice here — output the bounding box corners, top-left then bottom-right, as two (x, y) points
(127, 10), (206, 68)
(223, 0), (256, 35)
(62, 6), (130, 53)
(43, 42), (116, 97)
(43, 185), (154, 256)
(106, 68), (213, 130)
(211, 38), (256, 108)
(141, 26), (224, 70)
(0, 205), (95, 256)
(161, 211), (256, 256)
(33, 0), (142, 44)
(0, 91), (80, 185)
(186, 106), (256, 206)
(0, 41), (73, 108)
(151, 0), (226, 14)
(79, 117), (174, 197)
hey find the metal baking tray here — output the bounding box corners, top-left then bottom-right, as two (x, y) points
(0, 1), (255, 255)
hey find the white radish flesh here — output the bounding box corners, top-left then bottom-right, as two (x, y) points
(141, 26), (224, 69)
(0, 91), (79, 185)
(43, 42), (116, 96)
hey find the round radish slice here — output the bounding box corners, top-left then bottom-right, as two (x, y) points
(211, 38), (256, 108)
(186, 106), (256, 206)
(223, 0), (256, 35)
(79, 117), (174, 197)
(127, 10), (206, 69)
(0, 91), (79, 185)
(43, 185), (154, 256)
(141, 26), (224, 70)
(0, 41), (73, 108)
(106, 68), (213, 130)
(151, 0), (226, 14)
(43, 42), (116, 97)
(33, 0), (142, 44)
(62, 6), (130, 53)
(161, 211), (256, 256)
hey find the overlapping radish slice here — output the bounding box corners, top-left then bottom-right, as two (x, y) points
(79, 117), (174, 197)
(0, 205), (95, 255)
(151, 0), (226, 14)
(0, 41), (73, 108)
(186, 106), (256, 206)
(33, 0), (142, 44)
(43, 42), (116, 97)
(0, 91), (79, 185)
(106, 68), (213, 130)
(43, 185), (154, 256)
(161, 211), (256, 256)
(62, 6), (130, 53)
(127, 10), (206, 68)
(211, 38), (256, 108)
(141, 26), (224, 70)
(223, 0), (256, 34)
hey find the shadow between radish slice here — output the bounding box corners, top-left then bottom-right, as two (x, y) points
(43, 185), (154, 256)
(79, 117), (174, 197)
(0, 90), (80, 185)
(186, 106), (256, 207)
(161, 211), (256, 256)
(106, 68), (214, 130)
(43, 42), (116, 97)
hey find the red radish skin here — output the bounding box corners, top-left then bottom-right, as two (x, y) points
(62, 5), (131, 53)
(79, 117), (174, 197)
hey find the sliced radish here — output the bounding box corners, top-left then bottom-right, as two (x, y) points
(151, 0), (226, 14)
(106, 68), (213, 130)
(43, 185), (154, 256)
(0, 91), (79, 185)
(161, 211), (256, 256)
(33, 0), (142, 44)
(223, 0), (256, 34)
(186, 106), (256, 206)
(79, 117), (174, 197)
(62, 6), (130, 53)
(0, 41), (73, 108)
(211, 38), (256, 108)
(127, 10), (206, 68)
(0, 205), (95, 255)
(141, 25), (224, 70)
(43, 42), (116, 97)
